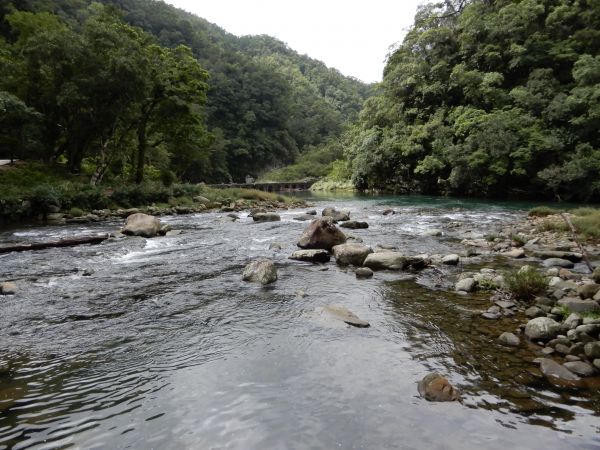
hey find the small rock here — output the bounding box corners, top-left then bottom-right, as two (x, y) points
(363, 252), (408, 271)
(417, 373), (460, 402)
(424, 229), (443, 237)
(504, 248), (525, 259)
(441, 254), (460, 265)
(166, 230), (184, 236)
(543, 258), (574, 268)
(525, 306), (546, 319)
(82, 269), (94, 277)
(269, 242), (283, 250)
(355, 267), (374, 279)
(592, 267), (600, 284)
(253, 213), (281, 222)
(320, 305), (370, 328)
(558, 268), (574, 279)
(564, 313), (583, 329)
(495, 300), (516, 309)
(555, 344), (570, 355)
(541, 347), (555, 355)
(482, 312), (501, 320)
(594, 359), (600, 370)
(382, 209), (395, 216)
(293, 214), (316, 221)
(533, 250), (582, 262)
(242, 259), (278, 285)
(322, 207), (350, 222)
(563, 361), (595, 377)
(0, 282), (17, 295)
(227, 213), (240, 221)
(455, 278), (477, 293)
(289, 249), (331, 263)
(557, 298), (600, 314)
(306, 210), (317, 215)
(498, 332), (520, 347)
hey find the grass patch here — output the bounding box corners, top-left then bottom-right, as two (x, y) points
(504, 268), (548, 300)
(528, 206), (561, 217)
(310, 179), (355, 192)
(571, 211), (600, 239)
(510, 233), (527, 247)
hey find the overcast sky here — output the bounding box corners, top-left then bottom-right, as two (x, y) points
(166, 0), (424, 83)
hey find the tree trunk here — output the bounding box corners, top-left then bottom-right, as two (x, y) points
(135, 117), (148, 184)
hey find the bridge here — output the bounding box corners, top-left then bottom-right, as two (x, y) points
(210, 181), (314, 192)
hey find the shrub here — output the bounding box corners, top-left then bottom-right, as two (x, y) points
(571, 211), (600, 239)
(69, 207), (84, 217)
(528, 206), (559, 217)
(30, 184), (62, 213)
(504, 269), (548, 300)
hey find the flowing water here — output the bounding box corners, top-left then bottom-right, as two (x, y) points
(1, 194), (599, 449)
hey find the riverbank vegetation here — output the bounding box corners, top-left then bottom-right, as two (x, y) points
(337, 0), (600, 201)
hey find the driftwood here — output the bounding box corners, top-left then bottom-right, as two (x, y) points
(0, 234), (110, 254)
(560, 213), (594, 273)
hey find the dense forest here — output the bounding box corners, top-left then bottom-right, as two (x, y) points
(343, 0), (600, 201)
(0, 0), (369, 184)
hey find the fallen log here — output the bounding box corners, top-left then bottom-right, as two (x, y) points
(0, 234), (110, 254)
(561, 213), (594, 273)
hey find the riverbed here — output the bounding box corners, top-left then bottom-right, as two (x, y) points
(1, 194), (599, 449)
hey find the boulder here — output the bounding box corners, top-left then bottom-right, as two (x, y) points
(578, 283), (600, 299)
(557, 298), (600, 314)
(585, 342), (600, 359)
(289, 249), (331, 263)
(455, 278), (477, 293)
(498, 332), (520, 347)
(382, 208), (395, 216)
(306, 210), (317, 215)
(320, 305), (370, 328)
(424, 229), (443, 237)
(253, 213), (281, 222)
(525, 317), (561, 341)
(525, 306), (546, 319)
(539, 358), (580, 382)
(0, 281), (17, 295)
(122, 213), (162, 238)
(242, 259), (278, 285)
(542, 258), (575, 268)
(269, 242), (283, 250)
(339, 220), (369, 229)
(441, 254), (460, 265)
(355, 267), (374, 279)
(363, 252), (407, 271)
(417, 373), (460, 402)
(322, 207), (350, 222)
(332, 243), (373, 266)
(593, 267), (600, 284)
(563, 361), (595, 377)
(297, 219), (346, 251)
(564, 313), (583, 330)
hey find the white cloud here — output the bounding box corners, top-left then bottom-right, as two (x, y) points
(166, 0), (423, 83)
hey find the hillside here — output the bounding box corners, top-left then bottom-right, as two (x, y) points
(0, 0), (371, 183)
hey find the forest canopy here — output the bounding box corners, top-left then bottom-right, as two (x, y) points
(343, 0), (600, 201)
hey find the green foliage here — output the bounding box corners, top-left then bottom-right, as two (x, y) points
(343, 0), (600, 201)
(528, 206), (559, 217)
(504, 269), (548, 300)
(30, 184), (61, 213)
(571, 210), (600, 239)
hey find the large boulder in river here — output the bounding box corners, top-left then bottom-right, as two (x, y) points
(289, 249), (331, 263)
(332, 243), (373, 266)
(417, 373), (460, 402)
(322, 207), (350, 222)
(319, 305), (370, 328)
(122, 213), (161, 238)
(363, 252), (408, 270)
(0, 281), (17, 295)
(297, 219), (346, 251)
(242, 259), (278, 285)
(525, 317), (561, 341)
(253, 213), (281, 222)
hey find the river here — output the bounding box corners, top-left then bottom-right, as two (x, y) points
(1, 194), (599, 449)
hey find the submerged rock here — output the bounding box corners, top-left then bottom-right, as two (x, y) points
(320, 305), (370, 328)
(289, 249), (331, 263)
(363, 252), (407, 271)
(297, 219), (347, 251)
(122, 213), (161, 238)
(455, 278), (477, 293)
(539, 358), (580, 382)
(417, 373), (460, 402)
(382, 208), (395, 216)
(563, 361), (595, 377)
(441, 254), (460, 265)
(242, 259), (278, 285)
(293, 214), (316, 221)
(525, 317), (561, 341)
(332, 243), (373, 266)
(253, 213), (281, 222)
(543, 258), (574, 268)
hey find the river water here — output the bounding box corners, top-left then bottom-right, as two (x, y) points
(1, 194), (599, 449)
